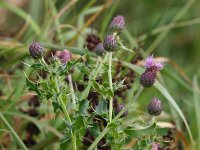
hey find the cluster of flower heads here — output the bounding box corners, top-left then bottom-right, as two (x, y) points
(138, 55), (165, 117)
(94, 15), (125, 54)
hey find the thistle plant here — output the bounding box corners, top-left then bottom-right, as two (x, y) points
(25, 15), (167, 150)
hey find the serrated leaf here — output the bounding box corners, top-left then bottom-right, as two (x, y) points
(31, 63), (43, 70)
(79, 99), (89, 115)
(52, 102), (61, 113)
(92, 80), (113, 97)
(95, 99), (108, 117)
(113, 78), (126, 91)
(25, 75), (41, 97)
(60, 57), (83, 75)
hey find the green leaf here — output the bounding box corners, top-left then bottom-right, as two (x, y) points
(60, 134), (72, 150)
(92, 80), (113, 97)
(25, 75), (40, 97)
(60, 57), (83, 75)
(95, 99), (108, 117)
(79, 99), (89, 115)
(113, 78), (126, 91)
(52, 102), (62, 113)
(124, 122), (156, 138)
(31, 63), (43, 70)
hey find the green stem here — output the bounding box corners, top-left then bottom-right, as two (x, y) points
(0, 112), (28, 150)
(133, 86), (144, 101)
(87, 126), (109, 150)
(109, 97), (113, 122)
(108, 52), (113, 122)
(54, 74), (76, 150)
(40, 57), (49, 70)
(58, 97), (76, 150)
(68, 75), (76, 105)
(87, 108), (127, 150)
(81, 53), (109, 100)
(118, 39), (135, 53)
(59, 97), (72, 124)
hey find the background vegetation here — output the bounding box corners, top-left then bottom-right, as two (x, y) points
(0, 0), (200, 149)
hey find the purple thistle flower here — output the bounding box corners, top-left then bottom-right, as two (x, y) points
(95, 43), (105, 55)
(145, 55), (155, 69)
(144, 55), (165, 71)
(56, 49), (71, 64)
(148, 98), (162, 116)
(155, 62), (165, 70)
(109, 15), (125, 31)
(29, 42), (44, 59)
(140, 55), (165, 87)
(103, 35), (117, 51)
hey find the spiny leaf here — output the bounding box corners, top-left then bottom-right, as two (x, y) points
(92, 80), (113, 97)
(79, 99), (89, 115)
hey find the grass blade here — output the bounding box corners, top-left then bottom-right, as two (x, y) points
(193, 76), (200, 148)
(0, 1), (41, 35)
(0, 112), (28, 150)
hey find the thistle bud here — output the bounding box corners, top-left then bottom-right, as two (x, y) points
(114, 104), (128, 118)
(86, 34), (101, 51)
(103, 35), (117, 51)
(148, 98), (162, 116)
(55, 49), (71, 64)
(140, 70), (156, 88)
(109, 15), (125, 31)
(95, 43), (105, 55)
(29, 42), (44, 59)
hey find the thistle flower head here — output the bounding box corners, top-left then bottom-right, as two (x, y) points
(95, 43), (105, 55)
(103, 35), (117, 51)
(148, 98), (162, 116)
(29, 42), (44, 59)
(145, 55), (165, 71)
(109, 15), (125, 31)
(55, 49), (71, 64)
(140, 70), (156, 88)
(86, 34), (101, 51)
(140, 55), (165, 87)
